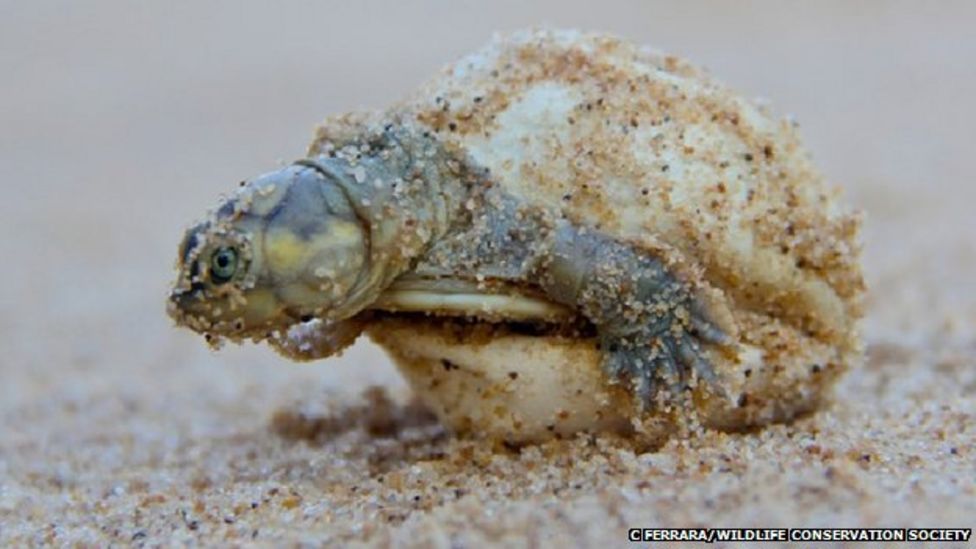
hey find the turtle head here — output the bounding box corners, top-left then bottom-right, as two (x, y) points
(168, 163), (371, 343)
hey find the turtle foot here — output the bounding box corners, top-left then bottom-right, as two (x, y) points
(600, 325), (728, 408)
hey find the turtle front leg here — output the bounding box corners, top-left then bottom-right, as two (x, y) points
(267, 315), (370, 361)
(536, 223), (733, 406)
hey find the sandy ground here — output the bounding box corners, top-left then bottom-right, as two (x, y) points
(1, 1), (974, 546)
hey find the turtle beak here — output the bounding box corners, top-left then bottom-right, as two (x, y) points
(167, 278), (208, 325)
(167, 269), (291, 337)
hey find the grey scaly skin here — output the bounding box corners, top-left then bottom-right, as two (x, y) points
(169, 124), (731, 405)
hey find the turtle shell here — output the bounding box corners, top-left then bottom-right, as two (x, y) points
(309, 29), (864, 441)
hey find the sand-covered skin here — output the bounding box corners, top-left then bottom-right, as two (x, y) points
(1, 2), (974, 547)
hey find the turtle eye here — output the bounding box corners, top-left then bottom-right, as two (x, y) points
(209, 246), (239, 284)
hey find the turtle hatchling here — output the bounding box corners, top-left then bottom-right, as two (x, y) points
(169, 29), (864, 441)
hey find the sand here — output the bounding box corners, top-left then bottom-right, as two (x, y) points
(1, 2), (973, 546)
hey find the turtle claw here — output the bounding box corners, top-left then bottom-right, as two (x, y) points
(600, 326), (726, 408)
(689, 298), (735, 347)
(690, 312), (734, 347)
(676, 333), (727, 398)
(649, 355), (688, 401)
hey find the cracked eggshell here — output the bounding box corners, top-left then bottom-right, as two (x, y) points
(368, 315), (848, 443)
(367, 319), (633, 443)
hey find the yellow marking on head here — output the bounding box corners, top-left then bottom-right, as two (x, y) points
(265, 220), (365, 281)
(319, 220), (364, 246)
(264, 229), (314, 279)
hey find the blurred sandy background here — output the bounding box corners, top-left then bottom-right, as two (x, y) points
(1, 1), (974, 546)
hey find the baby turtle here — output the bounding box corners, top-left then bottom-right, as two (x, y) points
(169, 29), (863, 411)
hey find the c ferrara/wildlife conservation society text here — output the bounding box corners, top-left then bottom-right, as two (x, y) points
(627, 527), (972, 543)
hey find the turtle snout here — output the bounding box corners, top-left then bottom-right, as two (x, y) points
(166, 284), (241, 335)
(166, 284), (205, 325)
